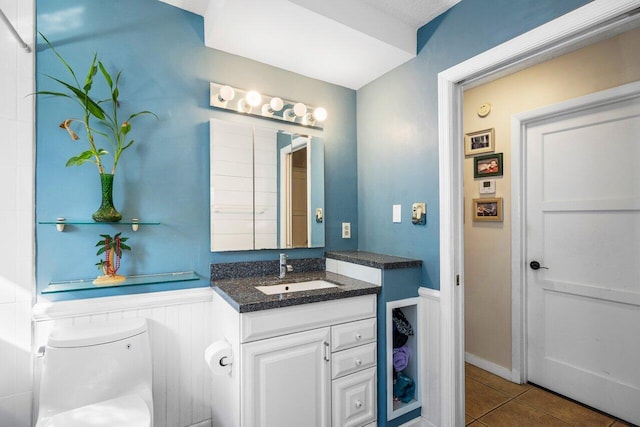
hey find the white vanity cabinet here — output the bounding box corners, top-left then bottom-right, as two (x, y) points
(211, 292), (377, 427)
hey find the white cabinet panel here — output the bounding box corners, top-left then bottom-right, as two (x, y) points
(240, 295), (376, 343)
(241, 328), (331, 427)
(332, 367), (377, 427)
(331, 318), (376, 352)
(332, 342), (376, 379)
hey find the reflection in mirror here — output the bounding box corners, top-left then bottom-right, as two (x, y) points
(210, 119), (324, 252)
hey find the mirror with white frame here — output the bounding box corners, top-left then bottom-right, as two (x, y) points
(210, 119), (325, 251)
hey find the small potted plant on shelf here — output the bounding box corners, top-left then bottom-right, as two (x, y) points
(36, 33), (157, 222)
(93, 232), (131, 285)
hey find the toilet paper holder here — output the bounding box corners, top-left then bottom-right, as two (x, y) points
(219, 355), (232, 367)
(205, 339), (233, 375)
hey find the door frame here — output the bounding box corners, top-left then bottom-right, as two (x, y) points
(437, 0), (640, 424)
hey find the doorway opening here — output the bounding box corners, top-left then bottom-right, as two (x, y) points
(437, 1), (640, 425)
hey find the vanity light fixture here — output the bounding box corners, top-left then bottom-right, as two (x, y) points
(210, 82), (326, 130)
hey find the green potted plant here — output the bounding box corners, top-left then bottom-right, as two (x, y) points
(37, 33), (156, 222)
(93, 232), (131, 285)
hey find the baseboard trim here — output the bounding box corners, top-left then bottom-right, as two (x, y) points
(465, 352), (512, 381)
(399, 417), (424, 427)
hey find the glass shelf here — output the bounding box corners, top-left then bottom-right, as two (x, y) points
(42, 271), (199, 294)
(39, 219), (160, 232)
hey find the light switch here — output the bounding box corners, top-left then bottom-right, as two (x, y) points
(393, 204), (401, 223)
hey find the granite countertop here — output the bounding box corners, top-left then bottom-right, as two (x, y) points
(212, 270), (380, 313)
(325, 251), (422, 269)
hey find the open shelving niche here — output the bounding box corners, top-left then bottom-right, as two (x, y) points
(387, 297), (421, 421)
(38, 218), (200, 294)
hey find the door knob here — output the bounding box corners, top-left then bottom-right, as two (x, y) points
(529, 261), (549, 270)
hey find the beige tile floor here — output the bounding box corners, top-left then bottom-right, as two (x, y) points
(465, 363), (635, 426)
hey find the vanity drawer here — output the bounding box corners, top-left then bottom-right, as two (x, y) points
(332, 342), (376, 379)
(331, 318), (376, 352)
(332, 367), (377, 427)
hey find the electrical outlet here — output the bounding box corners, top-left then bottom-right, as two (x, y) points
(342, 222), (351, 239)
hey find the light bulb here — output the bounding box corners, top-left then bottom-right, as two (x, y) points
(218, 85), (235, 102)
(245, 90), (262, 107)
(313, 107), (327, 122)
(293, 102), (307, 117)
(262, 97), (284, 116)
(270, 97), (284, 111)
(237, 99), (249, 113)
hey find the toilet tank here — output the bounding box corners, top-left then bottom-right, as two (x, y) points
(38, 318), (153, 420)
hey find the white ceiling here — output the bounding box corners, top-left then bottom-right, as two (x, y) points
(160, 0), (461, 89)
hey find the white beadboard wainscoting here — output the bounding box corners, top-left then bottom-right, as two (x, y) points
(33, 288), (214, 427)
(419, 287), (441, 427)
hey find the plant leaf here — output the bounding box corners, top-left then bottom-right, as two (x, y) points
(120, 243), (131, 251)
(96, 247), (106, 256)
(59, 119), (80, 140)
(48, 76), (106, 120)
(83, 55), (98, 92)
(127, 110), (158, 121)
(39, 32), (80, 85)
(35, 90), (73, 99)
(98, 60), (113, 88)
(65, 150), (95, 167)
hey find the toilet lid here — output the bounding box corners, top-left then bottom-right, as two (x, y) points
(37, 394), (151, 427)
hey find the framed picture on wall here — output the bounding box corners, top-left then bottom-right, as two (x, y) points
(473, 198), (503, 222)
(473, 152), (503, 178)
(464, 128), (494, 156)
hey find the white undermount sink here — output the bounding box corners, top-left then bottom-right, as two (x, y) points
(255, 280), (338, 295)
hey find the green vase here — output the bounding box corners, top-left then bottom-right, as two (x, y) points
(92, 173), (122, 222)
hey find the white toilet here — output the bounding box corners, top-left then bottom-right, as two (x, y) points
(36, 318), (154, 427)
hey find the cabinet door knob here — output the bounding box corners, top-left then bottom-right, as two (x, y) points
(354, 333), (362, 341)
(355, 359), (362, 366)
(354, 400), (362, 408)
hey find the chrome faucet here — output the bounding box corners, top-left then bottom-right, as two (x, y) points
(279, 253), (293, 279)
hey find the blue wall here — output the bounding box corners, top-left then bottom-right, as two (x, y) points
(35, 0), (593, 299)
(35, 0), (358, 299)
(356, 0), (591, 289)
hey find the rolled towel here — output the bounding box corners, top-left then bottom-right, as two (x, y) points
(393, 371), (416, 403)
(393, 345), (411, 372)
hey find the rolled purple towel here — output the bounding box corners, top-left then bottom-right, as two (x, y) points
(393, 345), (410, 372)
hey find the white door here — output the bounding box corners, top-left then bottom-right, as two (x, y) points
(526, 85), (640, 425)
(241, 327), (331, 427)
